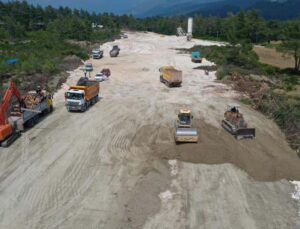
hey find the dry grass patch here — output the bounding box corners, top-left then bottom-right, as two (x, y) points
(253, 45), (294, 69)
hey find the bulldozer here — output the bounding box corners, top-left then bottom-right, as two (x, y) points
(221, 104), (255, 140)
(175, 109), (198, 143)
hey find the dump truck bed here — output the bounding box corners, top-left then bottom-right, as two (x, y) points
(160, 67), (182, 87)
(70, 80), (99, 101)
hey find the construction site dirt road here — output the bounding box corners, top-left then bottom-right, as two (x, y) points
(0, 32), (300, 229)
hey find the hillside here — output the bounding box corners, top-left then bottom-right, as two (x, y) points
(140, 0), (300, 19)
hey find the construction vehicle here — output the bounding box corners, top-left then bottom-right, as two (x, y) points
(175, 109), (199, 143)
(191, 51), (202, 63)
(0, 82), (53, 147)
(110, 45), (120, 57)
(85, 63), (93, 72)
(65, 77), (99, 112)
(221, 104), (256, 140)
(159, 66), (182, 87)
(101, 68), (111, 77)
(176, 27), (186, 36)
(92, 49), (103, 59)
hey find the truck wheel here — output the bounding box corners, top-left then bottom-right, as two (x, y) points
(82, 104), (87, 112)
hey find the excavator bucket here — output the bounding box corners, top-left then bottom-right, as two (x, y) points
(175, 128), (198, 143)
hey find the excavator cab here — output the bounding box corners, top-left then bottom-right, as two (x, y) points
(175, 109), (198, 143)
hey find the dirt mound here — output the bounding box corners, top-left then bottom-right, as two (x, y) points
(134, 120), (300, 181)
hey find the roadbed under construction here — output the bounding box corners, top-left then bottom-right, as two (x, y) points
(0, 32), (299, 229)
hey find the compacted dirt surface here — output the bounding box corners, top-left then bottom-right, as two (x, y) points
(0, 32), (300, 229)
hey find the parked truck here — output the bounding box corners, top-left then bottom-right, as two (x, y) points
(0, 82), (53, 147)
(110, 45), (120, 57)
(159, 66), (182, 87)
(65, 77), (100, 112)
(92, 49), (103, 59)
(191, 51), (202, 63)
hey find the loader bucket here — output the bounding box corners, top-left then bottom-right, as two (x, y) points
(235, 128), (255, 140)
(175, 128), (198, 143)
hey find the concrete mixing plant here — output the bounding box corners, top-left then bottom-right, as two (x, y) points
(187, 17), (193, 41)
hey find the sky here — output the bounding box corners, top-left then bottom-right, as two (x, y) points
(24, 0), (151, 14)
(23, 0), (216, 14)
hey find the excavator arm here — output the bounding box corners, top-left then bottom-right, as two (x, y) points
(0, 82), (22, 142)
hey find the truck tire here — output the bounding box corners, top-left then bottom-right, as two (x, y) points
(160, 76), (163, 82)
(82, 104), (87, 112)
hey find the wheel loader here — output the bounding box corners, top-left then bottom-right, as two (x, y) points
(175, 109), (198, 143)
(221, 104), (255, 140)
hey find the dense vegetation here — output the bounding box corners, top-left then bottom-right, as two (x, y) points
(0, 1), (121, 91)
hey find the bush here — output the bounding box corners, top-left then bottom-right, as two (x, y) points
(42, 60), (57, 75)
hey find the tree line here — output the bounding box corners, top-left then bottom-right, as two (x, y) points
(0, 1), (299, 71)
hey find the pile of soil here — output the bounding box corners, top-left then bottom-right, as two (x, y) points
(134, 120), (300, 181)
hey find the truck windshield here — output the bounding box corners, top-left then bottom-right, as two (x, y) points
(66, 92), (83, 100)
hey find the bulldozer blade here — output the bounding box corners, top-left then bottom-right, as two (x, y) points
(235, 128), (255, 140)
(222, 120), (255, 140)
(175, 128), (198, 143)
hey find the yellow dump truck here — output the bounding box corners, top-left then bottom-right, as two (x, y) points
(65, 77), (100, 112)
(159, 66), (182, 87)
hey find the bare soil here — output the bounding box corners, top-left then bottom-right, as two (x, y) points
(0, 32), (299, 229)
(253, 45), (294, 69)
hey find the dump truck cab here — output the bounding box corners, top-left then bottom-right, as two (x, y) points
(175, 109), (198, 143)
(65, 89), (85, 111)
(65, 77), (100, 112)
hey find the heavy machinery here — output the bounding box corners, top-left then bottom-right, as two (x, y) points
(92, 49), (103, 59)
(191, 51), (202, 63)
(159, 66), (182, 87)
(110, 45), (120, 57)
(221, 104), (255, 140)
(176, 27), (186, 36)
(0, 82), (53, 147)
(175, 109), (199, 143)
(65, 77), (99, 112)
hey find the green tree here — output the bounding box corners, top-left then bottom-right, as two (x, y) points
(278, 19), (300, 71)
(278, 40), (300, 71)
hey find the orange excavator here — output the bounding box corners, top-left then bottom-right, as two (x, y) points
(0, 82), (22, 147)
(0, 82), (54, 147)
